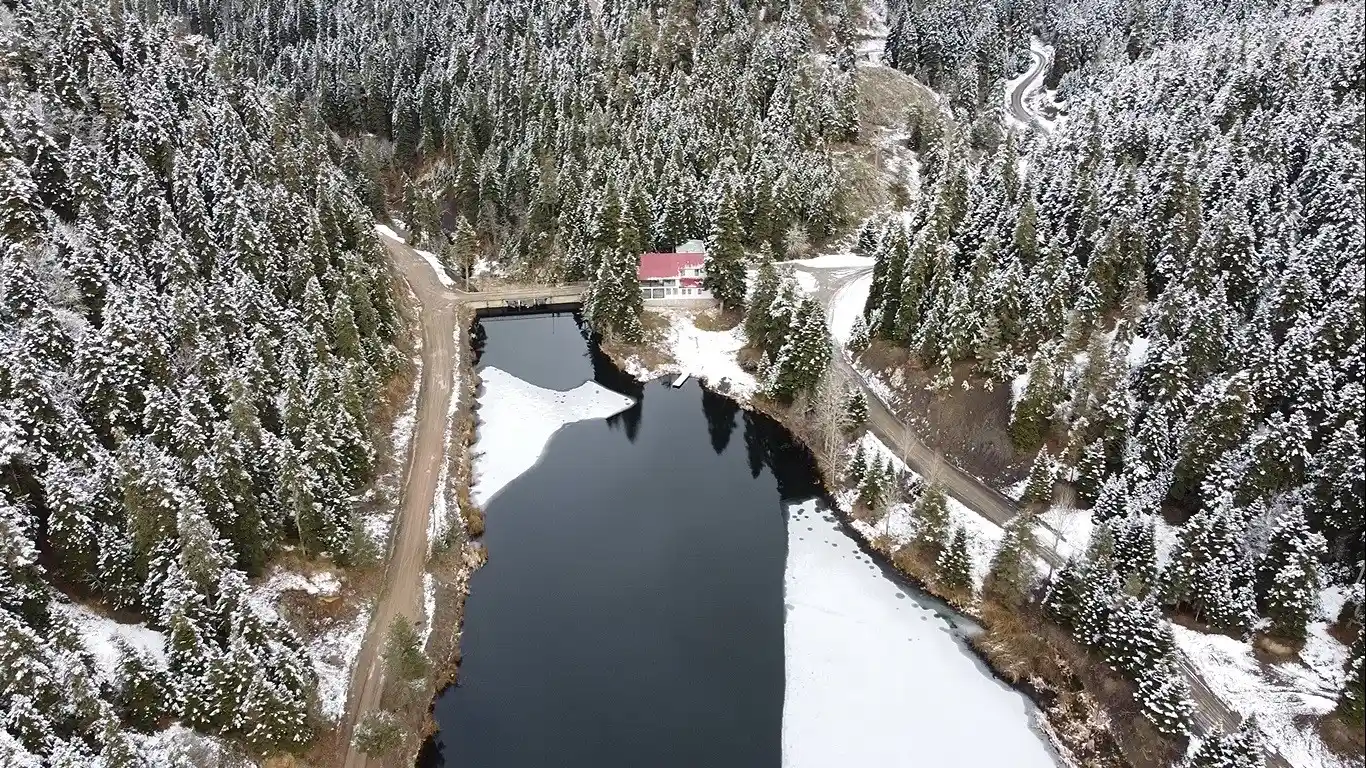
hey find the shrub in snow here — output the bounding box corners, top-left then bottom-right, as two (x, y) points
(383, 616), (429, 682)
(354, 710), (404, 757)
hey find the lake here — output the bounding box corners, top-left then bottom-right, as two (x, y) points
(417, 312), (1056, 768)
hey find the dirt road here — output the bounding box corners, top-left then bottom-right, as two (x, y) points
(337, 236), (458, 768)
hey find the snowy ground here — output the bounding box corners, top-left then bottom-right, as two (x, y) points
(1036, 505), (1095, 563)
(311, 602), (370, 723)
(375, 223), (456, 288)
(429, 334), (464, 553)
(365, 351), (421, 549)
(54, 602), (167, 684)
(620, 309), (759, 400)
(843, 433), (1008, 587)
(472, 366), (636, 507)
(249, 566), (365, 724)
(1174, 621), (1353, 768)
(828, 271), (873, 347)
(783, 498), (1058, 767)
(421, 572), (436, 650)
(790, 253), (876, 270)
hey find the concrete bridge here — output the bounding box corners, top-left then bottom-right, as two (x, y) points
(377, 229), (587, 315)
(461, 284), (588, 315)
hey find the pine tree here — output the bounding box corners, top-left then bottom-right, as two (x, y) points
(847, 314), (871, 352)
(1112, 514), (1159, 594)
(858, 459), (888, 512)
(704, 187), (747, 310)
(1337, 630), (1364, 727)
(1011, 350), (1057, 452)
(1101, 595), (1175, 678)
(937, 526), (974, 598)
(1135, 661), (1194, 737)
(1021, 447), (1056, 507)
(842, 388), (869, 432)
(1185, 717), (1266, 768)
(113, 641), (165, 732)
(911, 482), (951, 563)
(383, 616), (428, 682)
(745, 247), (780, 345)
(1255, 501), (1325, 643)
(848, 442), (868, 486)
(984, 510), (1038, 607)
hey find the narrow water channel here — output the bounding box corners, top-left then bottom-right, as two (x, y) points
(417, 312), (1055, 768)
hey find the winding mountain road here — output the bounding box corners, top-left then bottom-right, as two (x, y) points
(1007, 47), (1051, 130)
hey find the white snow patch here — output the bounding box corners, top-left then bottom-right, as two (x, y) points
(366, 349), (421, 549)
(791, 269), (819, 296)
(262, 568), (343, 598)
(783, 498), (1057, 768)
(472, 367), (635, 507)
(311, 602), (370, 724)
(429, 337), (464, 554)
(1126, 335), (1151, 368)
(129, 725), (254, 767)
(1011, 370), (1030, 410)
(626, 309), (759, 400)
(54, 602), (167, 683)
(375, 223), (456, 288)
(1036, 505), (1095, 562)
(829, 272), (873, 347)
(1174, 625), (1352, 768)
(421, 573), (436, 650)
(854, 361), (901, 411)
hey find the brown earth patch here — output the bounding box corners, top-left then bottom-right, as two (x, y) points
(856, 342), (1025, 486)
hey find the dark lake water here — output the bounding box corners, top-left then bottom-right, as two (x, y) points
(418, 312), (825, 768)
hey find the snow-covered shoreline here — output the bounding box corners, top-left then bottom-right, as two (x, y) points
(783, 498), (1059, 767)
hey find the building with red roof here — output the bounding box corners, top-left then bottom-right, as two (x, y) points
(638, 239), (711, 300)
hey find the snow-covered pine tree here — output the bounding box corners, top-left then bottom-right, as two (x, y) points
(1134, 660), (1194, 737)
(842, 388), (869, 433)
(847, 315), (870, 352)
(984, 509), (1039, 607)
(936, 526), (974, 599)
(1337, 630), (1364, 727)
(1184, 716), (1266, 768)
(704, 186), (747, 310)
(848, 442), (868, 487)
(911, 482), (951, 564)
(1254, 499), (1325, 642)
(1021, 447), (1056, 507)
(745, 247), (780, 346)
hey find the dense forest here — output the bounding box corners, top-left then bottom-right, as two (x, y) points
(1, 0), (403, 761)
(165, 0), (863, 337)
(857, 0), (1363, 745)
